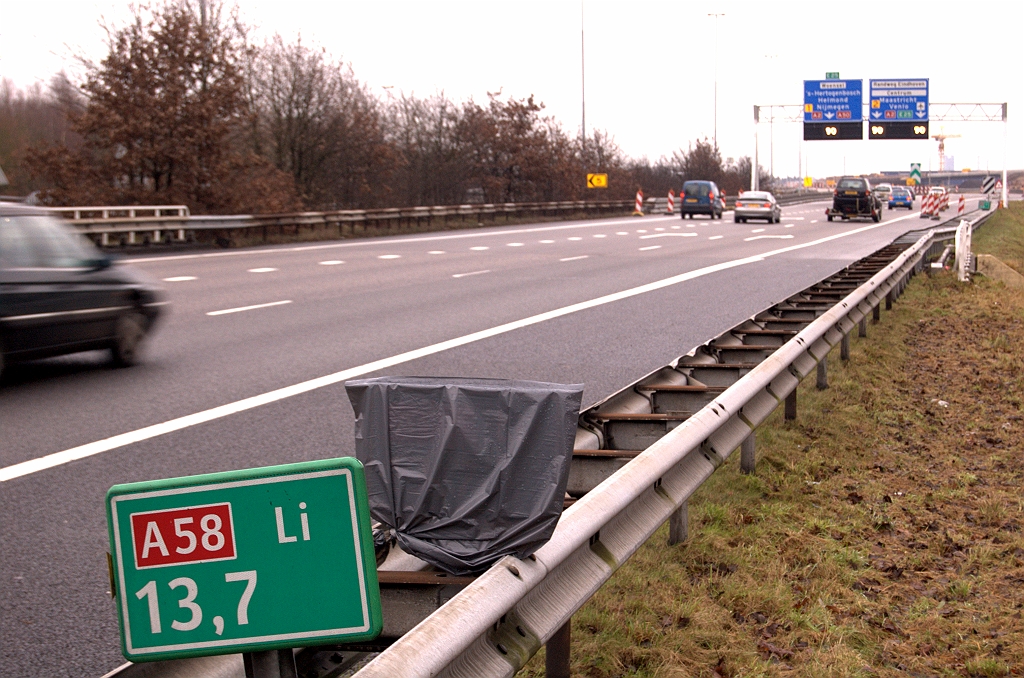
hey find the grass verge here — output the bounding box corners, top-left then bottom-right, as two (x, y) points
(974, 203), (1024, 275)
(519, 211), (1024, 677)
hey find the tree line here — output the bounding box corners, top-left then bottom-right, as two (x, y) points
(0, 2), (771, 214)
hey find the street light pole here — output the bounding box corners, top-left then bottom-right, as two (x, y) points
(708, 13), (724, 149)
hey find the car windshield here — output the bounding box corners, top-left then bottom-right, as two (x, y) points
(683, 183), (711, 197)
(0, 215), (98, 268)
(837, 179), (867, 191)
(740, 192), (769, 201)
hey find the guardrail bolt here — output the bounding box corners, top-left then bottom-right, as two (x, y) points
(785, 390), (797, 421)
(859, 317), (868, 337)
(841, 333), (851, 361)
(546, 619), (572, 678)
(816, 358), (828, 390)
(669, 501), (689, 545)
(740, 434), (756, 474)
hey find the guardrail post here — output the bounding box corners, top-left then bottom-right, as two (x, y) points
(859, 317), (867, 337)
(885, 291), (893, 311)
(546, 620), (572, 678)
(840, 332), (850, 361)
(816, 358), (828, 390)
(785, 390), (797, 420)
(244, 649), (297, 678)
(872, 304), (880, 323)
(740, 434), (756, 474)
(668, 501), (689, 545)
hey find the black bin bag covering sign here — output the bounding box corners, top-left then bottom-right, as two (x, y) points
(345, 377), (584, 575)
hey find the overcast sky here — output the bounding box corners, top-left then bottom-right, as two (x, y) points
(3, 0), (1022, 179)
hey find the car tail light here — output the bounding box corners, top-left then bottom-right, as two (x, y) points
(762, 203), (771, 208)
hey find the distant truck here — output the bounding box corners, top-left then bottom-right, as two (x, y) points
(827, 176), (882, 222)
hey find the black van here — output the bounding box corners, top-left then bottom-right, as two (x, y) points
(0, 203), (166, 376)
(679, 180), (725, 219)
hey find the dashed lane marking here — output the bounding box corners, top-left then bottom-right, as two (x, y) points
(452, 270), (491, 278)
(163, 276), (197, 282)
(639, 245), (662, 251)
(207, 300), (292, 316)
(560, 255), (589, 262)
(248, 268), (277, 273)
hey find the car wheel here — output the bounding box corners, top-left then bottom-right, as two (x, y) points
(827, 215), (833, 222)
(111, 311), (147, 367)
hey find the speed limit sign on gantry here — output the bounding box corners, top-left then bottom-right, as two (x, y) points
(105, 458), (381, 661)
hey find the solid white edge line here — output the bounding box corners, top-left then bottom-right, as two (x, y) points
(0, 209), (912, 483)
(206, 300), (293, 316)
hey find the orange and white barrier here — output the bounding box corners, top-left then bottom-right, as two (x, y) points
(633, 190), (644, 216)
(957, 194), (965, 216)
(941, 193), (949, 211)
(667, 190), (675, 215)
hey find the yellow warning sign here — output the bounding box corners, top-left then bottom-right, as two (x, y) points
(803, 176), (813, 188)
(586, 173), (608, 189)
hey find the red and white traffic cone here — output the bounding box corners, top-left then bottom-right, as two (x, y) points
(957, 194), (965, 216)
(667, 190), (675, 215)
(633, 189), (644, 216)
(942, 193), (949, 211)
(920, 193), (933, 218)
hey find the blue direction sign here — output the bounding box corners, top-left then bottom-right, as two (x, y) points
(804, 79), (863, 122)
(869, 79), (929, 121)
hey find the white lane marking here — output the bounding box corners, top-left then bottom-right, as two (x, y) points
(708, 235), (724, 240)
(319, 260), (344, 265)
(784, 225), (794, 229)
(539, 240), (555, 244)
(428, 250), (445, 255)
(751, 228), (765, 233)
(568, 237), (583, 241)
(593, 234), (606, 238)
(452, 269), (491, 278)
(686, 224), (696, 228)
(507, 242), (524, 247)
(637, 229), (648, 233)
(671, 225), (680, 229)
(207, 300), (293, 316)
(789, 217), (805, 220)
(0, 211), (911, 483)
(655, 227), (665, 231)
(470, 246), (489, 251)
(122, 216), (688, 265)
(378, 254), (401, 259)
(639, 233), (697, 239)
(560, 255), (589, 262)
(810, 220), (818, 223)
(163, 276), (197, 282)
(639, 245), (662, 251)
(745, 235), (795, 241)
(248, 267), (277, 273)
(616, 232), (629, 235)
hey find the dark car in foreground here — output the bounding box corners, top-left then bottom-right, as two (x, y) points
(733, 191), (782, 223)
(679, 180), (725, 219)
(827, 176), (881, 222)
(0, 203), (166, 376)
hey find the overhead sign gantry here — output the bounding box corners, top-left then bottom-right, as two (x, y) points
(803, 78), (863, 140)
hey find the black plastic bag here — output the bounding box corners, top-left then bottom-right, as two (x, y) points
(345, 377), (583, 575)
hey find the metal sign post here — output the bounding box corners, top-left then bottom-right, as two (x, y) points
(106, 458), (382, 663)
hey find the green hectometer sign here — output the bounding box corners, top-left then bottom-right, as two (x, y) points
(106, 458), (382, 662)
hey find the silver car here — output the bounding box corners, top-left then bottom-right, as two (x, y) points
(733, 191), (781, 223)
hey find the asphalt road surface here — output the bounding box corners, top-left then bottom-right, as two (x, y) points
(1, 199), (940, 676)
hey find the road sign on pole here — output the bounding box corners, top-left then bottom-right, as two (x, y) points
(106, 458), (382, 662)
(586, 173), (608, 188)
(869, 79), (929, 121)
(910, 163), (922, 184)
